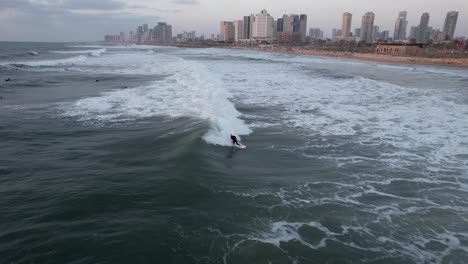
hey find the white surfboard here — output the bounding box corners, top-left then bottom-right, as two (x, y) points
(234, 144), (247, 149)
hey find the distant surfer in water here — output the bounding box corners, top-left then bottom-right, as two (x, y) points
(230, 134), (240, 146)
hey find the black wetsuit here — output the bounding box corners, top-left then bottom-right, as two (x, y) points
(231, 135), (240, 146)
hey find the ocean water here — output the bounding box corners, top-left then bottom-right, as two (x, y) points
(1, 42), (468, 264)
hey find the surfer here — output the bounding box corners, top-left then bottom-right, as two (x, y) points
(230, 134), (240, 146)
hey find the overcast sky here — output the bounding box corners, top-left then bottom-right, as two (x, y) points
(0, 0), (467, 41)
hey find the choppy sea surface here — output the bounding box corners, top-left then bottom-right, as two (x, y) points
(1, 42), (468, 264)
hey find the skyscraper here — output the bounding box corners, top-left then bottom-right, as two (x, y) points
(233, 20), (244, 41)
(243, 15), (254, 39)
(276, 18), (284, 32)
(220, 21), (235, 41)
(282, 15), (297, 33)
(153, 22), (172, 43)
(393, 11), (408, 41)
(299, 15), (307, 41)
(417, 13), (430, 42)
(252, 10), (275, 41)
(442, 11), (459, 40)
(342, 13), (352, 37)
(360, 12), (375, 43)
(137, 26), (143, 42)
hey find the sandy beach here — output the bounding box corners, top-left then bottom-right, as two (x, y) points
(227, 46), (468, 68)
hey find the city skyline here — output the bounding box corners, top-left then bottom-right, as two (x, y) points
(0, 0), (467, 41)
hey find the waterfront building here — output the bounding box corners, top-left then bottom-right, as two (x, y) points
(417, 13), (430, 42)
(252, 10), (276, 42)
(277, 18), (284, 32)
(394, 11), (408, 41)
(233, 20), (244, 41)
(373, 25), (380, 40)
(360, 12), (375, 43)
(137, 26), (143, 42)
(375, 43), (423, 54)
(243, 15), (254, 39)
(382, 30), (390, 41)
(431, 29), (443, 41)
(342, 13), (352, 37)
(442, 11), (459, 40)
(409, 26), (418, 40)
(153, 22), (172, 42)
(276, 32), (302, 43)
(299, 15), (307, 41)
(220, 21), (235, 41)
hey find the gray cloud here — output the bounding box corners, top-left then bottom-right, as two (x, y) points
(62, 0), (127, 10)
(0, 0), (162, 41)
(173, 0), (200, 5)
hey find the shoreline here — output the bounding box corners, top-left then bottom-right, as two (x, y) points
(140, 42), (468, 68)
(225, 46), (468, 69)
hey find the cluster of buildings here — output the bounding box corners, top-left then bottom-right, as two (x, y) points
(105, 22), (173, 43)
(322, 10), (460, 43)
(104, 9), (463, 47)
(220, 10), (307, 43)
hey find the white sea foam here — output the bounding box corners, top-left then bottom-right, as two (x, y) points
(62, 55), (251, 146)
(0, 55), (88, 67)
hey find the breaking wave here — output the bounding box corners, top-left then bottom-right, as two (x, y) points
(62, 55), (251, 146)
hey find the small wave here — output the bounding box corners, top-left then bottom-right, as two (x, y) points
(50, 48), (106, 57)
(26, 51), (38, 55)
(0, 55), (87, 67)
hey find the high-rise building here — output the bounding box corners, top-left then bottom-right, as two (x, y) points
(252, 10), (276, 41)
(299, 15), (307, 41)
(373, 25), (380, 40)
(393, 11), (408, 41)
(431, 29), (443, 41)
(417, 13), (430, 42)
(220, 21), (235, 41)
(281, 14), (306, 41)
(360, 12), (375, 42)
(282, 15), (297, 33)
(342, 13), (352, 37)
(243, 15), (254, 39)
(233, 20), (244, 40)
(277, 18), (284, 32)
(442, 11), (459, 40)
(143, 24), (148, 32)
(153, 22), (172, 42)
(382, 30), (390, 40)
(137, 26), (144, 42)
(409, 26), (418, 40)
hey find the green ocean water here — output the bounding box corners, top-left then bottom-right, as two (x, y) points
(1, 42), (468, 263)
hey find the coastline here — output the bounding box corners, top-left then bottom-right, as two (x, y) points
(226, 46), (468, 69)
(140, 42), (468, 68)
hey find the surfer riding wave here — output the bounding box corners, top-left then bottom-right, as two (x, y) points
(230, 134), (240, 146)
